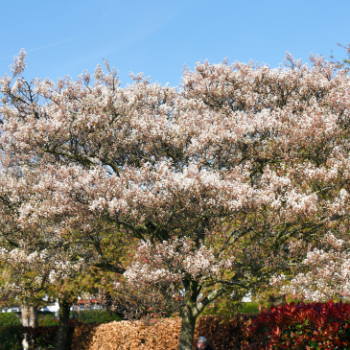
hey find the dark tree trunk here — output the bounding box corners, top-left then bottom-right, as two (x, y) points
(54, 300), (71, 350)
(178, 311), (197, 350)
(178, 280), (200, 350)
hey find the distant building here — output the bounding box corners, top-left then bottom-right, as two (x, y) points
(242, 291), (252, 302)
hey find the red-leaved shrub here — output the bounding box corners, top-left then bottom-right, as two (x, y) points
(246, 300), (350, 350)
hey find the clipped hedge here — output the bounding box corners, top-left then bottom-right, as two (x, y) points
(246, 300), (350, 350)
(0, 325), (75, 350)
(72, 319), (181, 350)
(71, 315), (256, 350)
(0, 310), (121, 349)
(0, 326), (23, 350)
(195, 315), (255, 350)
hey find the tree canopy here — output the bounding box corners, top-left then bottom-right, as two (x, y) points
(1, 50), (350, 349)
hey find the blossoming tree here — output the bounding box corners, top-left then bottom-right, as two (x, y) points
(1, 50), (350, 349)
(0, 163), (129, 349)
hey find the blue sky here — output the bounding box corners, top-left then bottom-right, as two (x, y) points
(1, 0), (350, 87)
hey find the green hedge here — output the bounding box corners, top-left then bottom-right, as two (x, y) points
(0, 310), (122, 327)
(0, 310), (120, 349)
(0, 312), (21, 327)
(38, 312), (59, 327)
(70, 310), (121, 324)
(0, 326), (23, 350)
(39, 310), (121, 326)
(0, 325), (75, 350)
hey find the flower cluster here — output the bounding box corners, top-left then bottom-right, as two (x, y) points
(270, 232), (350, 302)
(124, 238), (234, 285)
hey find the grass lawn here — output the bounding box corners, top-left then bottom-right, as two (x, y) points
(202, 301), (260, 317)
(238, 302), (259, 314)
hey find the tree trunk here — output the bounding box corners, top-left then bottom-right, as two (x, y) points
(21, 306), (37, 350)
(178, 280), (200, 350)
(29, 306), (38, 327)
(177, 281), (226, 350)
(21, 305), (30, 327)
(178, 311), (197, 350)
(21, 305), (39, 327)
(54, 300), (71, 350)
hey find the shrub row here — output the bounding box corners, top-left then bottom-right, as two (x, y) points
(247, 300), (350, 350)
(71, 315), (256, 350)
(0, 325), (74, 350)
(3, 302), (350, 350)
(0, 309), (120, 327)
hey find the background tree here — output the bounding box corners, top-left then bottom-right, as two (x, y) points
(0, 158), (168, 348)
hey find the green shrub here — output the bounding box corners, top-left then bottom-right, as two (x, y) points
(0, 325), (74, 350)
(71, 310), (121, 324)
(38, 310), (121, 326)
(0, 310), (119, 349)
(0, 312), (21, 327)
(38, 312), (59, 327)
(247, 300), (350, 349)
(28, 326), (58, 349)
(0, 311), (61, 327)
(0, 326), (23, 350)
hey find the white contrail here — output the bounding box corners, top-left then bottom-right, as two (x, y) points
(27, 35), (82, 53)
(64, 3), (190, 68)
(0, 35), (82, 62)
